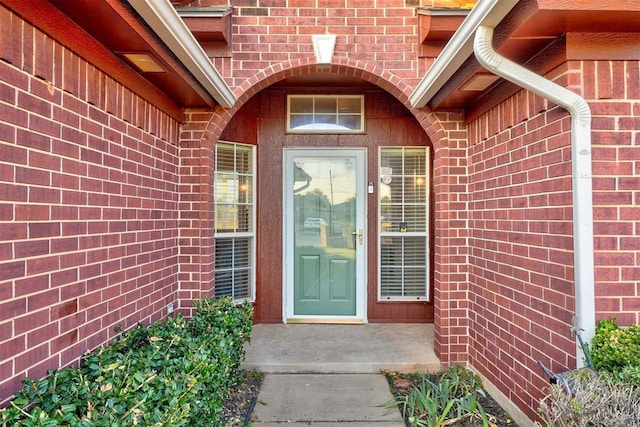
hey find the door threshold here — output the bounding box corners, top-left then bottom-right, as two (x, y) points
(286, 318), (365, 325)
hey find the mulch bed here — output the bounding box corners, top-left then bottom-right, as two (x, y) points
(220, 370), (264, 427)
(384, 370), (518, 427)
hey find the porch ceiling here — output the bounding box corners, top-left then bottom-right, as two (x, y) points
(426, 0), (640, 111)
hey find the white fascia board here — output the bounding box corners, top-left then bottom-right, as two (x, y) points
(127, 0), (236, 108)
(409, 0), (519, 108)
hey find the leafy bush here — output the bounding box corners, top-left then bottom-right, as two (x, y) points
(387, 366), (489, 427)
(588, 318), (640, 385)
(0, 297), (253, 426)
(618, 365), (640, 385)
(537, 370), (640, 426)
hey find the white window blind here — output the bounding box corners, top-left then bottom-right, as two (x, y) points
(214, 142), (255, 301)
(378, 147), (429, 300)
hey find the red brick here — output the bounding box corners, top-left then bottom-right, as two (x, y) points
(29, 115), (61, 138)
(1, 335), (26, 361)
(0, 8), (20, 65)
(26, 355), (59, 385)
(626, 60), (640, 98)
(18, 89), (52, 117)
(14, 239), (50, 259)
(258, 0), (285, 5)
(0, 261), (25, 282)
(51, 329), (78, 354)
(27, 323), (58, 347)
(28, 222), (60, 238)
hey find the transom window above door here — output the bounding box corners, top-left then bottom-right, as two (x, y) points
(287, 95), (364, 133)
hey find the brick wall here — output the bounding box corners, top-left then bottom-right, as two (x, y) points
(431, 111), (471, 365)
(463, 59), (640, 420)
(466, 87), (575, 419)
(0, 6), (181, 404)
(3, 0), (637, 421)
(207, 0), (426, 89)
(587, 60), (640, 325)
(176, 109), (216, 317)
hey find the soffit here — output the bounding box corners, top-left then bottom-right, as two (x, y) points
(429, 0), (640, 111)
(44, 0), (217, 109)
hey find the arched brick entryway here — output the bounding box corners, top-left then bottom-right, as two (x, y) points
(180, 57), (465, 365)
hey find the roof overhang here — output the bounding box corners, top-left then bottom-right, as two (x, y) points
(410, 0), (519, 109)
(411, 0), (640, 114)
(4, 0), (235, 114)
(127, 0), (236, 108)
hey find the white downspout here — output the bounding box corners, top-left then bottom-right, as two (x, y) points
(474, 26), (595, 367)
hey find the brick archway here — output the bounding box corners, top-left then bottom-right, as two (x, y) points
(202, 56), (447, 145)
(184, 59), (459, 366)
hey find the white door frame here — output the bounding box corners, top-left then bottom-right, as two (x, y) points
(282, 148), (367, 323)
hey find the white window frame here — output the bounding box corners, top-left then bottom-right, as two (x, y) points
(287, 95), (365, 134)
(377, 146), (430, 301)
(214, 141), (256, 302)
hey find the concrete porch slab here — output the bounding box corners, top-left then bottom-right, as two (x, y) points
(242, 323), (440, 374)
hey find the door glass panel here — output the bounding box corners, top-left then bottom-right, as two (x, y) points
(292, 155), (357, 315)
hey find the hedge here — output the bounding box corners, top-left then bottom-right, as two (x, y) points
(1, 297), (253, 427)
(588, 317), (640, 385)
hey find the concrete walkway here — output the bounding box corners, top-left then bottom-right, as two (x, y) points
(242, 323), (440, 425)
(252, 373), (405, 426)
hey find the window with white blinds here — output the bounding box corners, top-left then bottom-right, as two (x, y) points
(378, 147), (429, 300)
(214, 142), (255, 301)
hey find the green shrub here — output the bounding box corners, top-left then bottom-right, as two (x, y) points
(618, 365), (640, 385)
(188, 296), (254, 387)
(0, 297), (253, 426)
(588, 318), (640, 384)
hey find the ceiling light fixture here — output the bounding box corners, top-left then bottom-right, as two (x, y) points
(120, 52), (165, 73)
(460, 74), (499, 91)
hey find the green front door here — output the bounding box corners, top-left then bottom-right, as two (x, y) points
(284, 149), (366, 321)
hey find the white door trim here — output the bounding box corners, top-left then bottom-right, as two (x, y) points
(282, 148), (367, 323)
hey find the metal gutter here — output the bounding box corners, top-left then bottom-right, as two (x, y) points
(416, 6), (470, 17)
(127, 0), (236, 108)
(409, 0), (519, 108)
(175, 6), (232, 18)
(474, 25), (595, 364)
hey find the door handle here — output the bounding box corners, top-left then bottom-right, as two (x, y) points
(352, 228), (364, 245)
